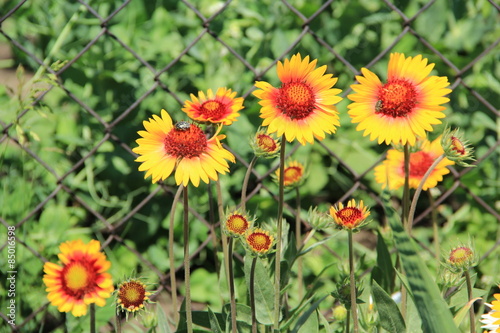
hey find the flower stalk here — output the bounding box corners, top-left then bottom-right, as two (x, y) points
(348, 230), (359, 333)
(464, 270), (476, 333)
(169, 186), (183, 325)
(182, 186), (193, 333)
(90, 304), (96, 333)
(273, 135), (286, 331)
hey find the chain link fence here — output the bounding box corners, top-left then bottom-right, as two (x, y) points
(1, 0), (499, 331)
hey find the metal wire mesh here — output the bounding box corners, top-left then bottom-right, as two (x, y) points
(1, 0), (499, 331)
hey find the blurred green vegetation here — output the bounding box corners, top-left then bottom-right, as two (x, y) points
(0, 0), (499, 331)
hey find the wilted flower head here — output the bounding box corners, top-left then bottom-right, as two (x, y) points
(441, 127), (475, 167)
(274, 160), (305, 188)
(244, 227), (275, 256)
(223, 210), (253, 238)
(250, 129), (281, 158)
(117, 278), (152, 314)
(329, 199), (371, 231)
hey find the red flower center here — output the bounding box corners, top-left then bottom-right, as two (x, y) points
(277, 82), (315, 120)
(451, 136), (466, 155)
(336, 207), (363, 228)
(62, 259), (97, 299)
(226, 214), (249, 235)
(247, 232), (272, 252)
(119, 281), (147, 311)
(377, 79), (418, 118)
(283, 166), (303, 185)
(407, 151), (434, 178)
(257, 133), (277, 153)
(164, 125), (208, 158)
(199, 100), (228, 121)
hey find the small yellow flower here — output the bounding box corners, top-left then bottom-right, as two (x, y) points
(117, 279), (152, 313)
(223, 210), (253, 238)
(182, 87), (244, 125)
(251, 129), (281, 158)
(329, 199), (370, 231)
(275, 161), (305, 188)
(43, 240), (114, 317)
(244, 228), (275, 255)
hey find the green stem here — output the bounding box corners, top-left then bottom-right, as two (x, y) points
(345, 309), (350, 333)
(215, 179), (236, 332)
(429, 191), (440, 261)
(170, 186), (183, 325)
(401, 143), (411, 320)
(250, 256), (258, 333)
(273, 135), (286, 331)
(241, 156), (258, 212)
(228, 237), (238, 333)
(407, 155), (445, 229)
(90, 303), (96, 333)
(464, 270), (476, 333)
(295, 187), (303, 300)
(183, 186), (193, 333)
(348, 230), (358, 333)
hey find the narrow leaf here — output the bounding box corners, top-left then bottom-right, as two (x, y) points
(208, 307), (224, 333)
(372, 280), (406, 333)
(291, 295), (327, 333)
(156, 304), (173, 333)
(453, 297), (481, 327)
(244, 255), (276, 325)
(382, 190), (458, 332)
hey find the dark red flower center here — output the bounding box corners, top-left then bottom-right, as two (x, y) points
(119, 281), (147, 311)
(277, 82), (315, 120)
(164, 124), (208, 158)
(406, 151), (434, 178)
(377, 79), (418, 118)
(257, 133), (277, 152)
(61, 259), (97, 299)
(199, 100), (228, 121)
(336, 207), (363, 228)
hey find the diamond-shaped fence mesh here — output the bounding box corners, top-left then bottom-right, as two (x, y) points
(0, 0), (499, 331)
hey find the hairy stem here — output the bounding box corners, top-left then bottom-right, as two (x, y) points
(465, 270), (476, 333)
(169, 185), (183, 325)
(273, 135), (286, 331)
(250, 256), (258, 333)
(241, 156), (258, 212)
(348, 230), (359, 333)
(183, 186), (193, 333)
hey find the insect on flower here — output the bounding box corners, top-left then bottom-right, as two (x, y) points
(375, 100), (383, 112)
(175, 121), (191, 131)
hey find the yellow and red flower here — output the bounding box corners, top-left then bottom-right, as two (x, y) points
(182, 88), (244, 125)
(275, 160), (305, 187)
(348, 53), (451, 146)
(133, 109), (235, 187)
(117, 279), (151, 313)
(223, 210), (253, 238)
(253, 53), (342, 145)
(374, 136), (454, 190)
(43, 240), (114, 317)
(244, 228), (275, 255)
(329, 199), (370, 231)
(251, 129), (281, 158)
(481, 293), (500, 332)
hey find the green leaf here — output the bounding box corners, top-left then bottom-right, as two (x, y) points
(372, 230), (396, 293)
(291, 295), (327, 333)
(453, 297), (481, 327)
(244, 255), (276, 325)
(382, 190), (458, 332)
(208, 307), (224, 333)
(372, 280), (406, 333)
(156, 304), (173, 333)
(318, 310), (332, 333)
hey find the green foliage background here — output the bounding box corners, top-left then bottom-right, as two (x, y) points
(0, 0), (499, 331)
